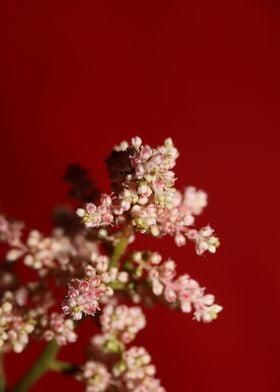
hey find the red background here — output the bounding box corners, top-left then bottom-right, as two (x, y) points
(0, 1), (279, 391)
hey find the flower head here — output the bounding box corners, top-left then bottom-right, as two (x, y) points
(77, 137), (219, 255)
(40, 312), (77, 345)
(100, 304), (146, 345)
(113, 346), (166, 392)
(62, 275), (108, 320)
(76, 361), (111, 392)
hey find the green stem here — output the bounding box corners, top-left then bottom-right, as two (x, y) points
(12, 341), (59, 392)
(0, 353), (5, 392)
(109, 236), (129, 268)
(109, 281), (126, 290)
(48, 359), (76, 374)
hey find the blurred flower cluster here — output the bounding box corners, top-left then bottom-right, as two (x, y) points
(0, 137), (222, 391)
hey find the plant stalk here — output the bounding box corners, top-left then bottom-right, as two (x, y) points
(110, 236), (129, 268)
(0, 353), (5, 392)
(12, 341), (59, 392)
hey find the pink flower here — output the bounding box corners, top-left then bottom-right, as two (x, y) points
(187, 226), (220, 255)
(153, 262), (223, 322)
(113, 346), (165, 391)
(131, 136), (142, 150)
(133, 377), (166, 392)
(0, 215), (24, 247)
(62, 276), (107, 320)
(130, 251), (222, 323)
(183, 186), (208, 215)
(40, 313), (77, 345)
(76, 194), (114, 228)
(100, 304), (146, 344)
(77, 361), (111, 392)
(0, 299), (35, 353)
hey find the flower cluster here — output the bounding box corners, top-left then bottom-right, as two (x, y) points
(125, 251), (222, 322)
(0, 136), (222, 391)
(0, 281), (76, 354)
(0, 298), (35, 353)
(100, 304), (146, 345)
(187, 225), (220, 256)
(90, 303), (146, 354)
(113, 346), (165, 392)
(77, 304), (165, 391)
(76, 361), (111, 392)
(0, 215), (23, 247)
(78, 348), (165, 392)
(62, 275), (108, 320)
(77, 194), (115, 229)
(5, 227), (99, 281)
(76, 137), (219, 254)
(39, 312), (77, 345)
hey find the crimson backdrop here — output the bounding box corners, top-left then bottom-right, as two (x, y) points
(0, 1), (279, 391)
